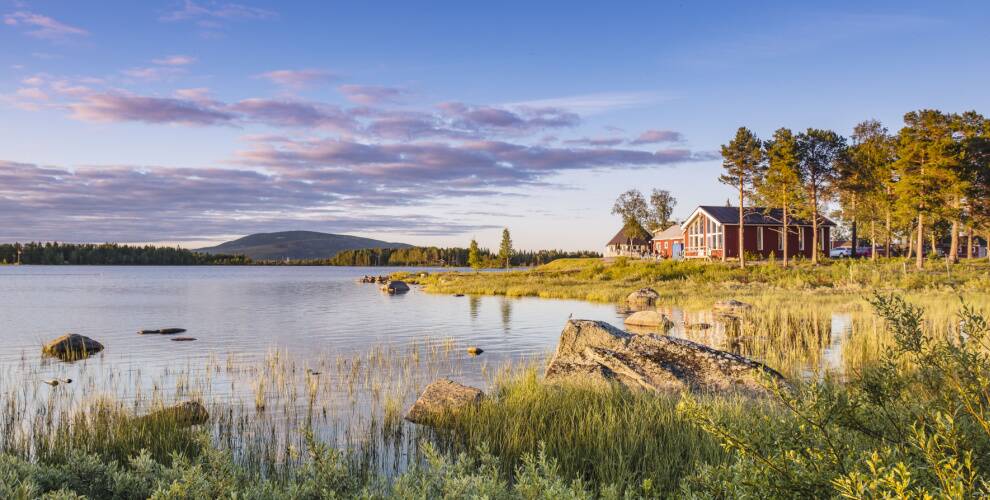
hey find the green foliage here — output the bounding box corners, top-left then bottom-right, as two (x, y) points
(678, 294), (990, 498)
(468, 239), (482, 271)
(499, 228), (514, 268)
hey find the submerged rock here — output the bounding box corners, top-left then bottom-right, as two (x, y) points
(140, 401), (209, 427)
(626, 288), (660, 307)
(623, 310), (675, 331)
(381, 280), (410, 294)
(170, 337), (197, 342)
(42, 334), (104, 361)
(544, 320), (783, 395)
(405, 379), (484, 424)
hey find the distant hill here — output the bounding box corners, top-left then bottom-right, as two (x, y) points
(196, 231), (412, 261)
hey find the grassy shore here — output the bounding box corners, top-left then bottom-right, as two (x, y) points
(398, 257), (990, 307)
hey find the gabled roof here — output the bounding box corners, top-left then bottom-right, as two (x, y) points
(685, 206), (836, 227)
(653, 225), (684, 240)
(607, 221), (651, 245)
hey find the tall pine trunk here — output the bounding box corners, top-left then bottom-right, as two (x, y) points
(916, 213), (924, 270)
(811, 190), (820, 265)
(883, 207), (894, 258)
(738, 182), (745, 268)
(871, 221), (877, 262)
(850, 195), (858, 259)
(906, 222), (915, 261)
(782, 201), (789, 267)
(967, 226), (974, 259)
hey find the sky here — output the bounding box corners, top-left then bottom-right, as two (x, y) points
(1, 1), (988, 251)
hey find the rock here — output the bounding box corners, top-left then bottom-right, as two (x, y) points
(626, 288), (660, 307)
(139, 328), (186, 335)
(381, 280), (410, 294)
(405, 379), (484, 424)
(544, 320), (783, 395)
(170, 337), (197, 342)
(140, 401), (209, 427)
(713, 300), (752, 316)
(42, 334), (104, 360)
(454, 293), (465, 297)
(467, 346), (484, 356)
(623, 311), (675, 331)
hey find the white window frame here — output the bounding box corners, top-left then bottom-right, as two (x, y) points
(799, 228), (805, 251)
(757, 227), (764, 251)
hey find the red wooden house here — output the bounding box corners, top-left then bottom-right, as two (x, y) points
(652, 225), (684, 258)
(679, 206), (835, 260)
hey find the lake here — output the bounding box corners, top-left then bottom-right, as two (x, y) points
(0, 265), (857, 473)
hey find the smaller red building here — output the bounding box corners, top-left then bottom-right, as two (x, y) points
(678, 206), (835, 260)
(652, 225), (684, 258)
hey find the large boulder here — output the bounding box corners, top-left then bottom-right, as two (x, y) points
(623, 310), (675, 331)
(405, 379), (484, 424)
(626, 288), (660, 307)
(139, 401), (209, 427)
(42, 334), (104, 360)
(545, 320), (783, 395)
(381, 280), (410, 294)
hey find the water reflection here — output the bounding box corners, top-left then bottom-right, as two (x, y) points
(500, 298), (512, 334)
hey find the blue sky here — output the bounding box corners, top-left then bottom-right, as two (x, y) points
(1, 1), (988, 250)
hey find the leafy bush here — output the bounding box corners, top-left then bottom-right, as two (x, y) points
(679, 293), (990, 498)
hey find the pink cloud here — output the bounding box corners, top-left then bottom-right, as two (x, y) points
(258, 69), (339, 89)
(338, 84), (407, 105)
(69, 92), (236, 125)
(3, 11), (87, 39)
(153, 55), (197, 66)
(630, 129), (683, 144)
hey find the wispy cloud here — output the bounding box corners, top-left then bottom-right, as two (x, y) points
(161, 0), (276, 22)
(338, 84), (408, 105)
(507, 91), (668, 115)
(258, 69), (339, 89)
(630, 129), (683, 144)
(68, 92), (237, 125)
(152, 55), (197, 66)
(3, 11), (87, 40)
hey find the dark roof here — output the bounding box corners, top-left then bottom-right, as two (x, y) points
(607, 221), (651, 246)
(695, 206), (836, 227)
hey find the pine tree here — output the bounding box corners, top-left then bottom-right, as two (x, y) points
(796, 128), (845, 265)
(498, 228), (513, 268)
(720, 127), (764, 267)
(756, 128), (803, 266)
(468, 239), (482, 271)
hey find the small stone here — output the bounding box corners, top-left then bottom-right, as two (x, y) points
(623, 311), (675, 331)
(381, 280), (410, 294)
(626, 288), (660, 307)
(467, 346), (484, 356)
(139, 328), (186, 335)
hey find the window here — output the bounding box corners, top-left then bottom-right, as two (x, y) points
(799, 228), (805, 251)
(778, 227), (784, 251)
(758, 227), (764, 251)
(821, 228), (827, 250)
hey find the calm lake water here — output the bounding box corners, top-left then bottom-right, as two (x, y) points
(0, 266), (625, 383)
(0, 265), (856, 472)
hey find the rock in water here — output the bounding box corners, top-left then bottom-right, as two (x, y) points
(544, 320), (783, 395)
(381, 280), (410, 294)
(626, 288), (660, 308)
(42, 334), (104, 361)
(405, 379), (484, 424)
(140, 401), (209, 427)
(623, 310), (675, 331)
(467, 346), (484, 356)
(139, 328), (186, 335)
(713, 300), (752, 315)
(170, 337), (197, 342)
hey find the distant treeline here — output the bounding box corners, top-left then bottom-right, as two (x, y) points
(320, 246), (601, 267)
(0, 242), (249, 265)
(0, 242), (599, 267)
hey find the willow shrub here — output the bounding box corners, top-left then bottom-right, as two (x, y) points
(679, 293), (990, 498)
